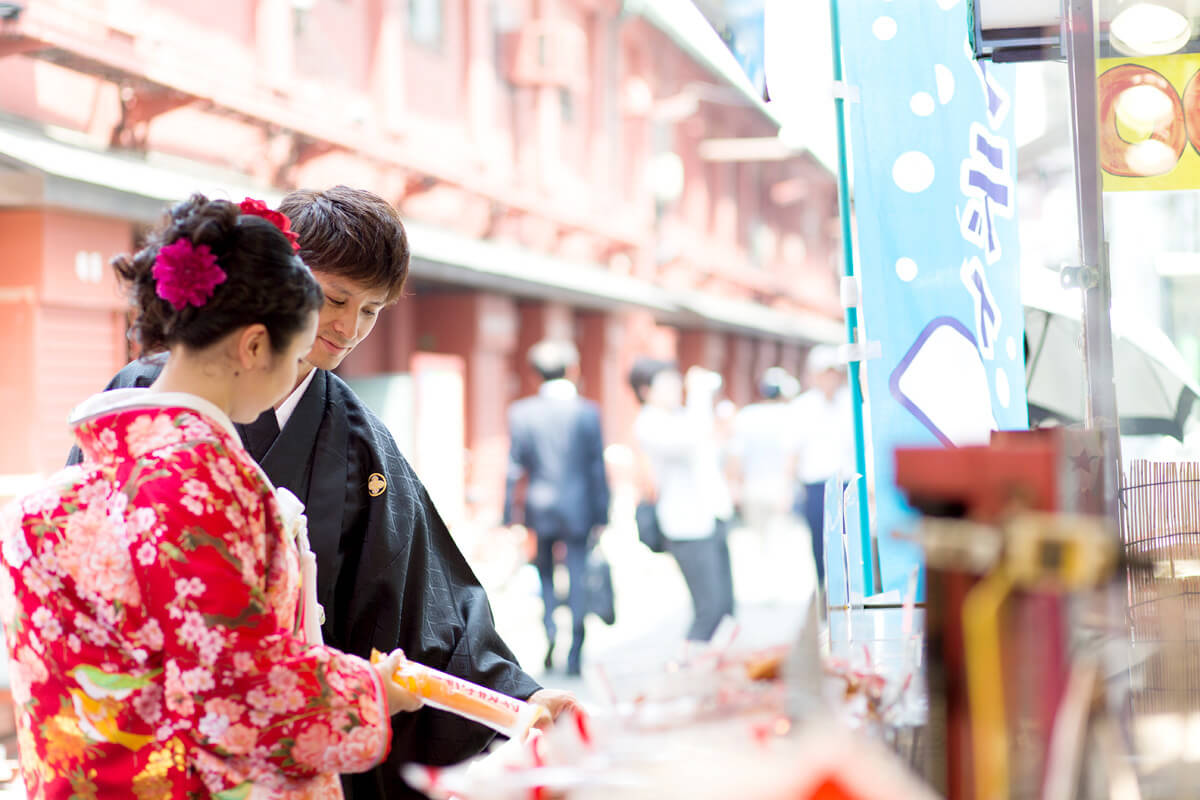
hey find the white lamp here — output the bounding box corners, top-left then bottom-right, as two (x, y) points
(648, 151), (686, 205)
(1110, 0), (1192, 56)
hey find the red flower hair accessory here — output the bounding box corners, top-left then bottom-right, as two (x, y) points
(240, 198), (301, 251)
(152, 238), (227, 310)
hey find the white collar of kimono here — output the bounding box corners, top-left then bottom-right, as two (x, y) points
(69, 388), (241, 442)
(68, 388), (309, 517)
(275, 367), (317, 431)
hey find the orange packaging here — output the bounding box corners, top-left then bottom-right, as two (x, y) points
(372, 650), (549, 740)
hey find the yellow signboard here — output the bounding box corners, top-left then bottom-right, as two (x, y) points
(1099, 53), (1200, 192)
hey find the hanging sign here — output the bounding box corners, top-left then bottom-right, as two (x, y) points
(839, 0), (1029, 595)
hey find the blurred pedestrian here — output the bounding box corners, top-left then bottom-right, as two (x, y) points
(631, 359), (735, 642)
(729, 367), (800, 601)
(791, 346), (856, 590)
(503, 340), (610, 677)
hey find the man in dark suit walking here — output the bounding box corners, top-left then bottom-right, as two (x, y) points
(503, 339), (610, 676)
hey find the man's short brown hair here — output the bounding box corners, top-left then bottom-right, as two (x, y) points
(279, 186), (410, 302)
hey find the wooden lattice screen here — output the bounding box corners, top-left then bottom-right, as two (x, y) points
(1121, 460), (1200, 712)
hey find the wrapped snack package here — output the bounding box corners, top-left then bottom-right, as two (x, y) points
(371, 650), (549, 740)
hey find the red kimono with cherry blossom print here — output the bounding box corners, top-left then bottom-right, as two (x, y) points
(0, 391), (392, 800)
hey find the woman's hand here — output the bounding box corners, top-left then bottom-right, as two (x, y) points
(371, 649), (424, 715)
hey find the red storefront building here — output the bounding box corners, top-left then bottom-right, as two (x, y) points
(0, 0), (842, 523)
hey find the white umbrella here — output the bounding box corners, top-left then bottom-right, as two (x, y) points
(1024, 297), (1200, 441)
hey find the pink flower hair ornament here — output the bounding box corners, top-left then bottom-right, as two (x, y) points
(152, 238), (227, 310)
(239, 197), (301, 251)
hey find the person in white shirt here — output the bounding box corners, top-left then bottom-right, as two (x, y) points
(791, 346), (856, 590)
(729, 367), (800, 599)
(631, 359), (735, 641)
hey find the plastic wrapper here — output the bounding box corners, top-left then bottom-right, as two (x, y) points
(587, 621), (790, 732)
(399, 613), (928, 800)
(405, 708), (935, 800)
(371, 650), (549, 741)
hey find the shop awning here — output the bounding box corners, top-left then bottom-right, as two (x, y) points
(622, 0), (781, 129)
(0, 122), (283, 220)
(622, 0), (836, 176)
(405, 220), (675, 312)
(675, 291), (845, 345)
(0, 121), (842, 344)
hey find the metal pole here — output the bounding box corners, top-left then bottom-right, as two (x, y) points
(1063, 0), (1122, 520)
(829, 0), (875, 594)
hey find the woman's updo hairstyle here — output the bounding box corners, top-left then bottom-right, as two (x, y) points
(113, 193), (324, 355)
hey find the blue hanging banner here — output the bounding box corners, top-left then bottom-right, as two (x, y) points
(838, 0), (1028, 595)
(722, 0), (767, 99)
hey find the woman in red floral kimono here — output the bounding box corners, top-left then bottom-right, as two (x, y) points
(0, 195), (420, 799)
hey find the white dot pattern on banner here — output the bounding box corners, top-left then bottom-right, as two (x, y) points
(910, 92), (935, 116)
(995, 368), (1011, 409)
(937, 0), (961, 9)
(935, 64), (955, 104)
(1006, 336), (1017, 360)
(873, 16), (897, 41)
(892, 152), (935, 193)
(896, 257), (919, 282)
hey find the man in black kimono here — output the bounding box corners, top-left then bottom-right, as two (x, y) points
(69, 187), (575, 799)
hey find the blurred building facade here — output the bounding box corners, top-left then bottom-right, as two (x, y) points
(0, 0), (842, 520)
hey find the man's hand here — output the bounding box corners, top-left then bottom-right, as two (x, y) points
(527, 688), (584, 728)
